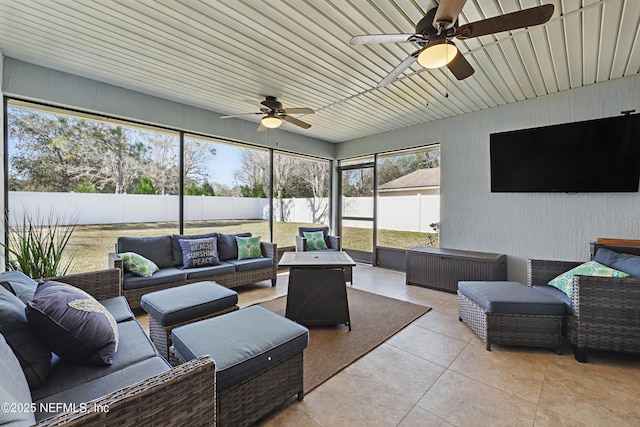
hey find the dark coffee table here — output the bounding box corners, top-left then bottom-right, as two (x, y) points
(279, 252), (356, 330)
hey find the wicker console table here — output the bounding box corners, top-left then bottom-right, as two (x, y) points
(406, 247), (507, 293)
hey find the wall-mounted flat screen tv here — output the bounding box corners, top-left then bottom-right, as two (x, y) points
(490, 114), (640, 192)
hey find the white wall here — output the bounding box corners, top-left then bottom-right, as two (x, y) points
(338, 74), (640, 282)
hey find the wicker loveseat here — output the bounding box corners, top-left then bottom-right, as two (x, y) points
(527, 243), (640, 362)
(0, 268), (216, 426)
(109, 232), (277, 309)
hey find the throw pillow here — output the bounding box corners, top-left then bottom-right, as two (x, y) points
(178, 237), (221, 268)
(593, 247), (640, 277)
(0, 334), (36, 425)
(303, 231), (329, 250)
(548, 260), (629, 298)
(0, 287), (51, 389)
(0, 270), (39, 303)
(118, 252), (159, 277)
(26, 281), (119, 365)
(236, 236), (263, 260)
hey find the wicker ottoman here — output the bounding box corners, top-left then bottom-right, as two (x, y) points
(458, 281), (565, 354)
(140, 281), (239, 359)
(170, 306), (309, 427)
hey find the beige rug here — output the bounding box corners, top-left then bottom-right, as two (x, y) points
(258, 288), (430, 393)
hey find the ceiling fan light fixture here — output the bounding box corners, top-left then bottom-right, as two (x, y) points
(417, 40), (458, 69)
(261, 114), (282, 129)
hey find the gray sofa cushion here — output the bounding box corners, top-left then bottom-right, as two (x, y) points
(531, 284), (572, 313)
(171, 232), (219, 266)
(32, 319), (159, 401)
(34, 356), (170, 422)
(0, 270), (39, 303)
(594, 247), (640, 277)
(183, 263), (236, 280)
(458, 281), (566, 316)
(218, 232), (252, 261)
(172, 306), (309, 391)
(0, 287), (51, 389)
(117, 235), (174, 269)
(122, 267), (187, 290)
(141, 281), (238, 326)
(100, 296), (136, 323)
(228, 257), (274, 272)
(0, 334), (36, 426)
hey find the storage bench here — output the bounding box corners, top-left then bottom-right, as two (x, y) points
(170, 306), (309, 427)
(458, 281), (565, 354)
(140, 281), (239, 359)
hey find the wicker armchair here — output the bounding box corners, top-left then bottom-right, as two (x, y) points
(295, 226), (352, 284)
(528, 258), (640, 363)
(33, 269), (217, 426)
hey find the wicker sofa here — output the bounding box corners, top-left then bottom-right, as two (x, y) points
(0, 268), (216, 426)
(527, 243), (640, 362)
(109, 232), (277, 309)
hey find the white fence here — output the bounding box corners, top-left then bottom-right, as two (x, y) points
(8, 192), (439, 233)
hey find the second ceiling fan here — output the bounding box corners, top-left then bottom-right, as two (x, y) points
(350, 0), (555, 87)
(220, 96), (314, 131)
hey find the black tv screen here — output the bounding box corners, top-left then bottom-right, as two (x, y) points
(490, 114), (640, 192)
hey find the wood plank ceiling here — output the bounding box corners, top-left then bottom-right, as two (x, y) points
(0, 0), (638, 143)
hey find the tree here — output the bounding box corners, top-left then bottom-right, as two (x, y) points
(184, 181), (216, 196)
(134, 176), (157, 194)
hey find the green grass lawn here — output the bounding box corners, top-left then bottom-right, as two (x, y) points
(48, 220), (438, 273)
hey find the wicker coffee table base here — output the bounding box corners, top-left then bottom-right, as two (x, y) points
(170, 347), (303, 427)
(457, 292), (562, 354)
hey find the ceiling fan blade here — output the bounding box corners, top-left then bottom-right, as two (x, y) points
(455, 4), (554, 40)
(220, 112), (261, 118)
(377, 51), (419, 88)
(433, 0), (467, 30)
(350, 34), (415, 45)
(258, 123), (267, 132)
(446, 47), (474, 80)
(283, 107), (314, 115)
(282, 115), (312, 129)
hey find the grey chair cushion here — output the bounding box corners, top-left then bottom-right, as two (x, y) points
(458, 281), (566, 316)
(593, 247), (640, 277)
(117, 235), (174, 269)
(0, 334), (36, 426)
(122, 267), (187, 290)
(171, 232), (219, 266)
(531, 284), (572, 313)
(183, 263), (236, 280)
(217, 232), (252, 261)
(227, 257), (274, 272)
(172, 306), (309, 391)
(100, 296), (136, 323)
(0, 287), (51, 389)
(298, 226), (331, 248)
(32, 320), (159, 401)
(141, 281), (238, 326)
(34, 356), (170, 422)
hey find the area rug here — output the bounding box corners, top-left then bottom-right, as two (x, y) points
(258, 288), (430, 393)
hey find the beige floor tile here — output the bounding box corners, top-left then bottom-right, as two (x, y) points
(418, 370), (538, 427)
(412, 309), (476, 342)
(448, 344), (551, 404)
(533, 407), (591, 427)
(538, 354), (640, 426)
(398, 406), (455, 427)
(397, 285), (456, 309)
(345, 343), (446, 403)
(386, 324), (467, 367)
(299, 370), (416, 427)
(261, 403), (321, 427)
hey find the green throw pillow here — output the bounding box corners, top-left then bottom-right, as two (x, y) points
(303, 231), (328, 250)
(118, 252), (159, 277)
(236, 236), (263, 260)
(548, 260), (629, 298)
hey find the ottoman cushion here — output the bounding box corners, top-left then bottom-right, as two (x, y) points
(141, 281), (238, 327)
(171, 306), (308, 391)
(458, 281), (565, 316)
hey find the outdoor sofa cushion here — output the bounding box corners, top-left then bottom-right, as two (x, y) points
(0, 333), (36, 426)
(218, 232), (252, 261)
(183, 263), (236, 280)
(99, 296), (136, 323)
(117, 235), (174, 269)
(530, 284), (572, 312)
(122, 267), (187, 290)
(593, 247), (640, 277)
(228, 257), (274, 272)
(0, 270), (39, 303)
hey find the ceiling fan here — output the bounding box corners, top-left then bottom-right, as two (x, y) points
(350, 0), (555, 87)
(220, 96), (314, 131)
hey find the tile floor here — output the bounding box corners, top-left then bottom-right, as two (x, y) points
(143, 265), (640, 426)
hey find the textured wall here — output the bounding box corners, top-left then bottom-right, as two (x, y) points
(338, 74), (640, 282)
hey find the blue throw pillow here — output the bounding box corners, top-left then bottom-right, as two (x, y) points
(26, 281), (119, 365)
(0, 270), (39, 303)
(593, 247), (640, 277)
(179, 237), (221, 268)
